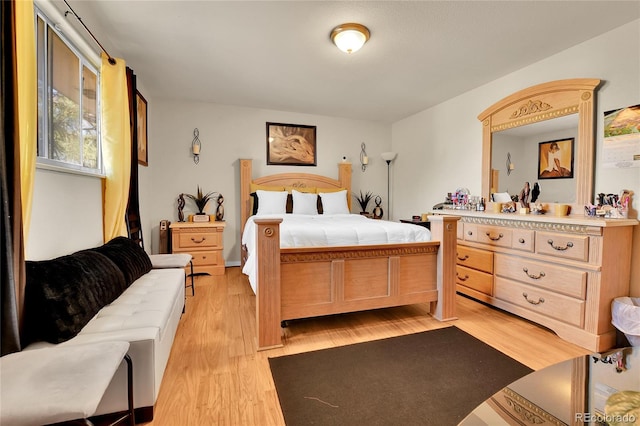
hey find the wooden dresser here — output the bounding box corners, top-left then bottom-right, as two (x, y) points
(437, 210), (637, 352)
(170, 221), (226, 276)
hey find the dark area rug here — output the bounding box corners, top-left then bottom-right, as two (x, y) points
(269, 326), (532, 426)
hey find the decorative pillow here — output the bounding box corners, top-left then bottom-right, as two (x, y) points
(319, 190), (350, 215)
(292, 189), (319, 215)
(255, 190), (288, 215)
(91, 236), (152, 286)
(23, 251), (126, 345)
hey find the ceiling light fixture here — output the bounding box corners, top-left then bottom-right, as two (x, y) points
(330, 23), (370, 54)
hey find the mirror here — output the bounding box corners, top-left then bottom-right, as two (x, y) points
(478, 79), (601, 210)
(491, 114), (579, 203)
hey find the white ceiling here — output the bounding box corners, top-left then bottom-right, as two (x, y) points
(52, 0), (640, 123)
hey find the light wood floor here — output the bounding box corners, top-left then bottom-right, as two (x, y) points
(145, 267), (590, 425)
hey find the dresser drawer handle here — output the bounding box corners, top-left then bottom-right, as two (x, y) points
(467, 231), (473, 236)
(522, 292), (544, 305)
(456, 273), (469, 282)
(522, 267), (545, 280)
(191, 237), (206, 244)
(486, 232), (503, 241)
(457, 254), (469, 261)
(518, 238), (525, 244)
(547, 239), (573, 251)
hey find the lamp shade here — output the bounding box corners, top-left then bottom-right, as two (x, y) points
(330, 23), (370, 54)
(381, 152), (397, 162)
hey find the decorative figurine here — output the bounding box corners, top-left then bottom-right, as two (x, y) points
(519, 182), (530, 208)
(372, 195), (383, 219)
(177, 193), (185, 222)
(215, 194), (225, 221)
(531, 182), (540, 203)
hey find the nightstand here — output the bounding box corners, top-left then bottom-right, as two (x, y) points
(170, 221), (226, 275)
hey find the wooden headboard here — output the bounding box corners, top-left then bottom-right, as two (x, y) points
(239, 159), (352, 234)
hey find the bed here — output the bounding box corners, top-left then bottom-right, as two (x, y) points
(240, 159), (459, 350)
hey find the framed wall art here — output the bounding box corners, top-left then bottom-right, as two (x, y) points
(136, 90), (148, 166)
(538, 137), (574, 179)
(266, 122), (317, 166)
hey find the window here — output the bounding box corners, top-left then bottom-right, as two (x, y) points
(36, 8), (102, 175)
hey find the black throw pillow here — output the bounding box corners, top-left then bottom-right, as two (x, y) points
(23, 250), (126, 345)
(91, 236), (152, 286)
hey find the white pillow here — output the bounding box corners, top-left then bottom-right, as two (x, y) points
(292, 190), (318, 215)
(255, 190), (288, 215)
(492, 192), (512, 203)
(319, 190), (350, 215)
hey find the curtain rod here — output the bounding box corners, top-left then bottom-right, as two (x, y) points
(62, 0), (116, 65)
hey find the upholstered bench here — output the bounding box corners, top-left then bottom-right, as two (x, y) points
(18, 237), (185, 422)
(1, 341), (133, 426)
(149, 253), (194, 296)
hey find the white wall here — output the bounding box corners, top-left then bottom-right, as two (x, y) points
(392, 19), (640, 294)
(27, 168), (103, 260)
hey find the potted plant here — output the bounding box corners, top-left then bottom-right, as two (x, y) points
(185, 186), (217, 221)
(353, 190), (374, 215)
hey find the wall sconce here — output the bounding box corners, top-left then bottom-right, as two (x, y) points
(192, 128), (201, 164)
(360, 142), (369, 172)
(506, 152), (514, 175)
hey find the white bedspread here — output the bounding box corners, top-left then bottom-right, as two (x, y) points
(241, 214), (431, 293)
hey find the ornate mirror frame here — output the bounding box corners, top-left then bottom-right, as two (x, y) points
(478, 78), (601, 209)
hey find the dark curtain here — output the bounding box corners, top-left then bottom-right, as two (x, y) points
(125, 68), (143, 248)
(1, 0), (25, 356)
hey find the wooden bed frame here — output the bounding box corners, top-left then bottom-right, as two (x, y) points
(240, 159), (459, 350)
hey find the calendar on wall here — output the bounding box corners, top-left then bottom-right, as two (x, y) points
(602, 104), (640, 169)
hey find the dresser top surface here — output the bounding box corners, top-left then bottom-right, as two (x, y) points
(431, 209), (638, 228)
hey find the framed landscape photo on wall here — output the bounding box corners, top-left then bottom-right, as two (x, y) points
(136, 91), (148, 166)
(266, 122), (317, 166)
(538, 138), (574, 179)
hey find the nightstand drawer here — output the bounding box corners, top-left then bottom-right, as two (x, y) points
(495, 254), (586, 299)
(535, 231), (589, 262)
(174, 230), (221, 250)
(495, 277), (584, 328)
(191, 250), (222, 267)
(456, 265), (493, 296)
(457, 245), (493, 274)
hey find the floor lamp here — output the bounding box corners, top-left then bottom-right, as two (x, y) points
(381, 152), (397, 220)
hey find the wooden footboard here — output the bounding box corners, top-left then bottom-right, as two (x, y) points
(254, 215), (459, 350)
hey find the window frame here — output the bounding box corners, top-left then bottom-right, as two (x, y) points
(35, 3), (104, 177)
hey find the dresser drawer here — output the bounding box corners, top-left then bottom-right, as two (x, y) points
(463, 223), (478, 242)
(494, 277), (584, 328)
(456, 265), (493, 296)
(457, 245), (493, 274)
(191, 250), (222, 267)
(494, 254), (586, 299)
(174, 230), (221, 251)
(535, 231), (589, 262)
(511, 229), (534, 252)
(476, 225), (512, 248)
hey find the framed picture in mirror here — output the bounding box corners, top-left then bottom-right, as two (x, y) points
(538, 138), (574, 179)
